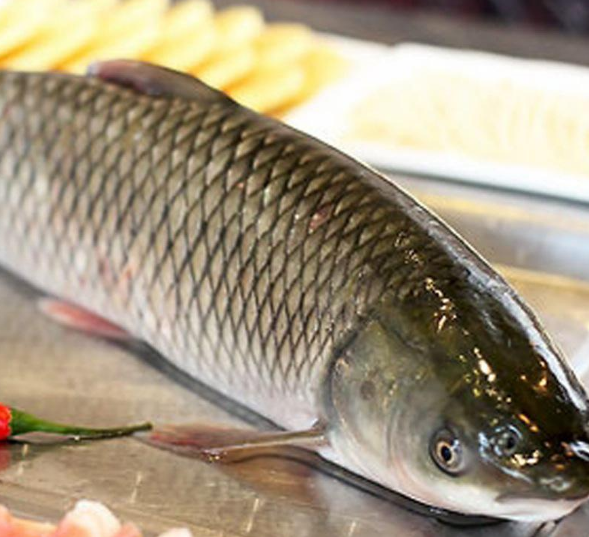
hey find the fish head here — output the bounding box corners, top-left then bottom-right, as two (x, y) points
(416, 376), (589, 523)
(325, 286), (589, 522)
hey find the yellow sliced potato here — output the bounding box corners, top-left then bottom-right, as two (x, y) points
(213, 6), (264, 53)
(98, 0), (168, 41)
(0, 1), (12, 20)
(4, 25), (95, 71)
(275, 45), (347, 112)
(2, 0), (117, 70)
(229, 65), (305, 113)
(0, 0), (65, 59)
(62, 0), (167, 73)
(148, 27), (216, 71)
(65, 23), (162, 74)
(145, 0), (215, 71)
(159, 0), (213, 38)
(301, 46), (348, 91)
(69, 0), (120, 14)
(0, 0), (344, 115)
(255, 23), (313, 70)
(195, 47), (255, 89)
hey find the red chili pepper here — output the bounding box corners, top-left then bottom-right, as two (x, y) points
(0, 405), (11, 440)
(0, 402), (151, 442)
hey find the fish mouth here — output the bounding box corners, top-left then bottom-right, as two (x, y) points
(493, 496), (586, 522)
(497, 488), (589, 503)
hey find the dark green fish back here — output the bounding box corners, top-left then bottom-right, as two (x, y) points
(0, 70), (532, 426)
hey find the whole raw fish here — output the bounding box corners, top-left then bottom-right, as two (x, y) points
(0, 60), (588, 522)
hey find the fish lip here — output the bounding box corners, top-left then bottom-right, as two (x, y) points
(491, 494), (589, 522)
(496, 490), (589, 503)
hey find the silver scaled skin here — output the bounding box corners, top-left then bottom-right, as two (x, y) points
(0, 62), (587, 522)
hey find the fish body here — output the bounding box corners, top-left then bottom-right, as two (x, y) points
(0, 62), (588, 522)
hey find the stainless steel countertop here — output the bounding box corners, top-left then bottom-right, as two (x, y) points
(1, 174), (589, 536)
(3, 2), (589, 535)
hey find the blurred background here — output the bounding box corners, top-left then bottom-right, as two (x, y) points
(292, 0), (589, 33)
(2, 1), (589, 537)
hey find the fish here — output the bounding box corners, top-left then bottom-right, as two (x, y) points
(0, 60), (588, 523)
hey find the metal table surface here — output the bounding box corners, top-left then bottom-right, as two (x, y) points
(1, 175), (589, 537)
(2, 2), (589, 536)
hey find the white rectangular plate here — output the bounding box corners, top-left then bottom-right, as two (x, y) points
(286, 37), (589, 203)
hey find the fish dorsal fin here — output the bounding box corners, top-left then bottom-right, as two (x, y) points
(88, 60), (230, 105)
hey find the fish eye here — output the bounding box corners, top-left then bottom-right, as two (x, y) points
(430, 428), (465, 475)
(491, 426), (521, 458)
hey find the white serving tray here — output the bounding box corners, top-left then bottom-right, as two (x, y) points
(286, 37), (589, 204)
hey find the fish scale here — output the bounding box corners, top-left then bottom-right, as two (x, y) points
(0, 70), (477, 426)
(2, 65), (589, 522)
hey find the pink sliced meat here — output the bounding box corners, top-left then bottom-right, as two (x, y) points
(0, 502), (191, 537)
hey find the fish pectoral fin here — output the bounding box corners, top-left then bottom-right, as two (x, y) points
(38, 298), (130, 340)
(147, 422), (327, 463)
(87, 60), (232, 105)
